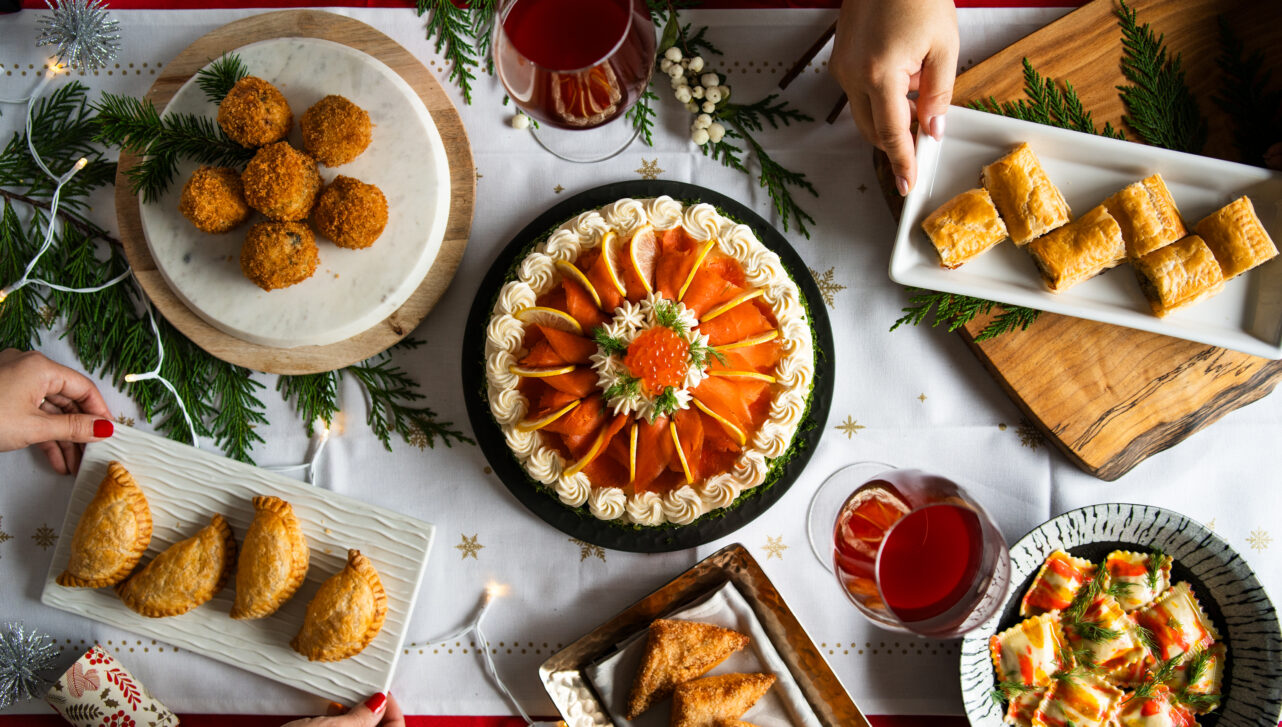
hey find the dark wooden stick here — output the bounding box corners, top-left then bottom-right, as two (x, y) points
(826, 93), (848, 124)
(779, 20), (836, 90)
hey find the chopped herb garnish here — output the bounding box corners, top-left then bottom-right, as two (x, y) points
(1147, 547), (1168, 592)
(653, 386), (680, 417)
(592, 326), (629, 356)
(652, 300), (690, 336)
(687, 338), (726, 368)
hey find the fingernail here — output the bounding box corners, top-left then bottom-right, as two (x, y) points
(928, 114), (946, 141)
(364, 693), (386, 714)
(93, 419), (113, 438)
(896, 176), (910, 196)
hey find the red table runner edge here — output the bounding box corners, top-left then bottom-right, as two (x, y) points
(16, 1), (1089, 9)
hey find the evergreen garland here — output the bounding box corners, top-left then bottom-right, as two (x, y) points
(1115, 0), (1206, 153)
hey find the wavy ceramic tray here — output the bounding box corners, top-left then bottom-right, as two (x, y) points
(41, 425), (435, 706)
(890, 105), (1282, 358)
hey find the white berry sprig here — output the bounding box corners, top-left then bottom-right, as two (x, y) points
(658, 45), (734, 146)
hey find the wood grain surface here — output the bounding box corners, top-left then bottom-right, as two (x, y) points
(114, 10), (475, 375)
(887, 0), (1282, 480)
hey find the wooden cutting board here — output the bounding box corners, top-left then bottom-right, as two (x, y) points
(885, 0), (1282, 480)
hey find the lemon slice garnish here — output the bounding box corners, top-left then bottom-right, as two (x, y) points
(700, 289), (765, 323)
(708, 370), (777, 384)
(564, 424), (611, 477)
(516, 399), (581, 433)
(507, 364), (576, 378)
(628, 422), (638, 483)
(669, 420), (694, 485)
(554, 260), (603, 310)
(692, 399), (746, 447)
(677, 240), (716, 302)
(627, 225), (658, 295)
(712, 329), (779, 352)
(515, 306), (582, 335)
(600, 229), (628, 298)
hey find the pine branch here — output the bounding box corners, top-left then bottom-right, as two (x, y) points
(722, 94), (812, 133)
(968, 59), (1124, 139)
(208, 364), (268, 463)
(0, 201), (47, 350)
(419, 0), (480, 104)
(0, 187), (119, 247)
(891, 288), (1041, 337)
(346, 348), (473, 451)
(277, 371), (341, 437)
(195, 52), (249, 106)
(1115, 0), (1206, 152)
(627, 85), (659, 147)
(469, 0), (499, 76)
(1213, 16), (1281, 166)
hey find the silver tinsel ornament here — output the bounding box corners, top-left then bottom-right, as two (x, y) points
(36, 0), (121, 71)
(0, 622), (59, 709)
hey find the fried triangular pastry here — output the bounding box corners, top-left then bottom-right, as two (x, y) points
(231, 495), (309, 619)
(58, 461), (152, 588)
(292, 549), (387, 662)
(625, 619), (749, 719)
(670, 673), (775, 727)
(116, 513), (235, 617)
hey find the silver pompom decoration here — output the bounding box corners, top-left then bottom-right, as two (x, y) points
(0, 622), (59, 709)
(36, 0), (121, 71)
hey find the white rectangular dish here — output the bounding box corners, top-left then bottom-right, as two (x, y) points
(889, 105), (1282, 358)
(41, 425), (434, 706)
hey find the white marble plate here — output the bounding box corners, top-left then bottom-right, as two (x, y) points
(139, 37), (451, 348)
(41, 425), (436, 706)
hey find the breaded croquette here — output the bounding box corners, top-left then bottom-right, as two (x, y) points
(311, 175), (388, 249)
(300, 95), (373, 167)
(240, 221), (319, 291)
(242, 142), (322, 222)
(178, 166), (251, 233)
(218, 76), (293, 148)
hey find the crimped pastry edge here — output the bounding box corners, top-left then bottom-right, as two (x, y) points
(230, 495), (310, 620)
(115, 513), (236, 618)
(57, 461), (154, 589)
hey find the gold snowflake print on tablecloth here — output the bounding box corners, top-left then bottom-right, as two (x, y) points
(835, 415), (865, 439)
(554, 184), (565, 194)
(762, 536), (787, 560)
(1247, 528), (1272, 552)
(807, 267), (847, 307)
(1205, 518), (1216, 531)
(570, 538), (606, 562)
(38, 305), (58, 327)
(1016, 419), (1043, 449)
(635, 158), (664, 180)
(455, 533), (484, 560)
(0, 516), (11, 553)
(407, 424), (429, 450)
(32, 523), (57, 549)
(114, 414), (135, 427)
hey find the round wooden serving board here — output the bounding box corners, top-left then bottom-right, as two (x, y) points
(114, 10), (475, 375)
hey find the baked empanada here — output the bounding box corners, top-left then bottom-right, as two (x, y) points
(231, 495), (309, 620)
(625, 619), (750, 719)
(57, 461), (152, 588)
(292, 549), (386, 662)
(1103, 173), (1187, 258)
(920, 188), (1009, 268)
(116, 513), (235, 618)
(1194, 196), (1278, 279)
(1132, 235), (1225, 317)
(670, 673), (775, 727)
(981, 142), (1071, 245)
(1025, 205), (1125, 292)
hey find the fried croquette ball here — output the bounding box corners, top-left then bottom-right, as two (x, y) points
(300, 95), (373, 166)
(218, 76), (293, 148)
(312, 176), (388, 250)
(241, 142), (321, 222)
(178, 166), (250, 233)
(240, 221), (319, 291)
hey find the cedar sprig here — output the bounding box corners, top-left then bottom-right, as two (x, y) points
(346, 344), (474, 451)
(970, 59), (1124, 140)
(699, 125), (748, 173)
(277, 371), (342, 438)
(626, 85), (660, 147)
(890, 288), (1042, 341)
(469, 0), (499, 75)
(1115, 0), (1206, 153)
(195, 52), (249, 105)
(723, 94), (812, 133)
(681, 24), (722, 58)
(417, 0), (482, 104)
(1213, 17), (1280, 166)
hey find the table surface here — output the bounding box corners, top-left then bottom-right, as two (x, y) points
(2, 2), (1278, 726)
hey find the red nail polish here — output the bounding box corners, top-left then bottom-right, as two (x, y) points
(364, 693), (386, 713)
(93, 419), (113, 438)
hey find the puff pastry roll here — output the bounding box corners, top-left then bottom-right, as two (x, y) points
(1104, 173), (1187, 258)
(921, 188), (1009, 268)
(116, 513), (235, 618)
(989, 613), (1071, 688)
(1004, 687), (1046, 727)
(57, 461), (152, 588)
(231, 495), (309, 620)
(981, 142), (1071, 245)
(1031, 672), (1122, 727)
(1026, 205), (1126, 292)
(1021, 550), (1096, 617)
(1104, 550), (1171, 611)
(1164, 643), (1225, 714)
(1132, 235), (1225, 317)
(1113, 685), (1197, 727)
(292, 549), (387, 662)
(1134, 582), (1219, 661)
(1194, 195), (1278, 279)
(1062, 593), (1145, 671)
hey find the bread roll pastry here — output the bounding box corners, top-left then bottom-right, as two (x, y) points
(1194, 196), (1278, 279)
(981, 142), (1071, 245)
(1103, 173), (1187, 258)
(920, 188), (1008, 268)
(1025, 205), (1125, 293)
(1131, 235), (1225, 317)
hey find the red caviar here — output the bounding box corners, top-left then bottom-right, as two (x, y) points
(624, 327), (689, 394)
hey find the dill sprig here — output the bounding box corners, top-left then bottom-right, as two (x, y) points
(1115, 0), (1206, 153)
(1126, 654), (1182, 702)
(653, 386), (680, 417)
(603, 373), (642, 403)
(1177, 691), (1221, 710)
(687, 338), (725, 369)
(417, 0), (482, 104)
(890, 288), (1041, 341)
(1063, 567), (1107, 624)
(1214, 17), (1281, 165)
(345, 341), (473, 451)
(988, 680), (1038, 706)
(970, 59), (1124, 139)
(653, 300), (690, 336)
(1071, 619), (1121, 644)
(195, 52), (248, 105)
(1183, 647), (1212, 686)
(592, 326), (629, 357)
(1147, 546), (1169, 592)
(1133, 624), (1159, 654)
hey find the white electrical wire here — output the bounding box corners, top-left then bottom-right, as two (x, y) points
(122, 278), (199, 446)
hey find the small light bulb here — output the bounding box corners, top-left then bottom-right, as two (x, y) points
(0, 288), (8, 305)
(124, 373), (142, 383)
(485, 582), (510, 602)
(74, 157), (88, 170)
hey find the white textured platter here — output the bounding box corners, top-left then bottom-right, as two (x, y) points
(959, 503), (1282, 727)
(139, 36), (451, 348)
(41, 425), (435, 706)
(890, 105), (1282, 358)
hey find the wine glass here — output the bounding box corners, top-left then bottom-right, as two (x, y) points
(493, 0), (657, 162)
(806, 463), (1012, 637)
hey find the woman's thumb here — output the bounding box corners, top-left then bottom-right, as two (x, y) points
(329, 694), (387, 726)
(28, 412), (113, 446)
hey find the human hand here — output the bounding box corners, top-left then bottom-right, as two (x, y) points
(0, 349), (113, 475)
(280, 693), (405, 727)
(830, 0), (959, 195)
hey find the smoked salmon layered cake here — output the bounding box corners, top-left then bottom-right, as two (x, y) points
(485, 197), (815, 526)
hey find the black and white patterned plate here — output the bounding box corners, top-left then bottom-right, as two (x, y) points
(959, 503), (1282, 726)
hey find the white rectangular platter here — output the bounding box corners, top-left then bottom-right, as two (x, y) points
(890, 104), (1282, 358)
(41, 425), (435, 706)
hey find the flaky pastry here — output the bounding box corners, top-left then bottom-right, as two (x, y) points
(231, 495), (309, 620)
(1025, 204), (1126, 292)
(292, 549), (387, 662)
(57, 461), (153, 588)
(981, 142), (1071, 245)
(921, 188), (1009, 268)
(116, 513), (235, 617)
(1103, 173), (1187, 258)
(1194, 196), (1278, 279)
(1131, 235), (1225, 317)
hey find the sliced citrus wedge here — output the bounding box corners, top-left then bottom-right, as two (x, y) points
(628, 422), (638, 483)
(516, 399), (581, 433)
(515, 306), (582, 335)
(564, 423), (612, 477)
(554, 260), (602, 310)
(669, 420), (694, 485)
(711, 329), (780, 352)
(842, 485), (911, 544)
(708, 369), (777, 384)
(700, 289), (765, 323)
(677, 240), (717, 302)
(508, 364), (576, 378)
(692, 399), (746, 447)
(599, 229), (628, 299)
(627, 225), (659, 295)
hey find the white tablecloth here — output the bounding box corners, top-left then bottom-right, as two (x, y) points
(1, 5), (1278, 719)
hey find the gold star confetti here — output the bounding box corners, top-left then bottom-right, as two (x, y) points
(807, 267), (847, 308)
(1017, 420), (1044, 449)
(1247, 528), (1272, 552)
(635, 158), (664, 180)
(918, 393), (927, 403)
(570, 538), (606, 562)
(475, 168), (483, 180)
(114, 414), (135, 427)
(762, 536), (788, 560)
(835, 415), (865, 439)
(455, 533), (484, 560)
(31, 524), (56, 549)
(998, 423), (1008, 431)
(553, 184), (565, 194)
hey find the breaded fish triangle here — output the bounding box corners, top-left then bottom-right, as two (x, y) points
(670, 673), (776, 727)
(624, 619), (750, 719)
